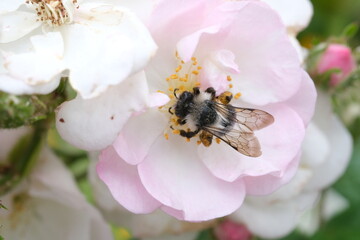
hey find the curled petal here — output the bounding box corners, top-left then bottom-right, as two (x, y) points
(97, 146), (161, 213)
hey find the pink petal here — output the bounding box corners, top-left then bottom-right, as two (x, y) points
(97, 146), (161, 213)
(113, 109), (168, 165)
(219, 1), (303, 105)
(199, 104), (305, 182)
(138, 136), (246, 221)
(244, 152), (301, 195)
(286, 71), (316, 125)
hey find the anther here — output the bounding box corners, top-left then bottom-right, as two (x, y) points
(234, 93), (242, 99)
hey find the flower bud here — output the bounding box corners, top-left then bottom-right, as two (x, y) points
(317, 44), (356, 86)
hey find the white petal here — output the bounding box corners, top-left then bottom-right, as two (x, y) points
(56, 72), (149, 151)
(0, 11), (40, 43)
(0, 148), (113, 240)
(304, 92), (353, 190)
(0, 73), (61, 94)
(62, 4), (157, 99)
(301, 122), (330, 169)
(231, 192), (318, 239)
(261, 0), (313, 34)
(30, 31), (64, 57)
(322, 190), (349, 221)
(84, 0), (155, 21)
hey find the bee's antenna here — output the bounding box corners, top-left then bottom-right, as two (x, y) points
(168, 107), (174, 115)
(174, 88), (179, 99)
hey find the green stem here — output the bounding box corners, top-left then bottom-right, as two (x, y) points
(0, 120), (48, 196)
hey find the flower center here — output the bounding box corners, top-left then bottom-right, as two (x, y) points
(159, 53), (241, 145)
(26, 0), (78, 26)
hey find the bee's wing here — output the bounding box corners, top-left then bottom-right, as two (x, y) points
(215, 102), (274, 131)
(203, 125), (262, 157)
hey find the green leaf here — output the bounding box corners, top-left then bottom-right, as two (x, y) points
(0, 201), (7, 210)
(196, 229), (216, 240)
(0, 235), (4, 240)
(341, 23), (359, 39)
(333, 137), (360, 205)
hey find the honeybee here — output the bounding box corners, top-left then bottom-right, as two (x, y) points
(170, 87), (274, 157)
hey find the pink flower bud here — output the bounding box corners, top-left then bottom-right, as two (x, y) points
(317, 44), (356, 86)
(215, 220), (252, 240)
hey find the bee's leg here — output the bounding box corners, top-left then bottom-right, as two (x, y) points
(193, 87), (200, 96)
(173, 88), (180, 99)
(177, 118), (187, 125)
(205, 87), (216, 100)
(199, 131), (213, 147)
(180, 128), (200, 138)
(168, 106), (174, 115)
(217, 91), (233, 104)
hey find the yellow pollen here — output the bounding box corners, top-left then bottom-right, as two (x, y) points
(170, 74), (179, 79)
(227, 75), (232, 81)
(186, 138), (191, 142)
(179, 85), (186, 91)
(192, 70), (199, 75)
(180, 77), (188, 82)
(175, 65), (182, 72)
(234, 92), (242, 99)
(172, 129), (180, 135)
(181, 60), (185, 64)
(197, 66), (202, 70)
(168, 87), (174, 92)
(157, 90), (165, 94)
(197, 140), (202, 145)
(166, 77), (170, 82)
(195, 82), (201, 87)
(229, 84), (233, 88)
(191, 57), (197, 61)
(164, 133), (169, 140)
(216, 138), (221, 144)
(192, 61), (198, 66)
(169, 95), (175, 99)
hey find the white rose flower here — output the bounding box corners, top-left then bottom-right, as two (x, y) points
(0, 0), (157, 99)
(0, 128), (113, 240)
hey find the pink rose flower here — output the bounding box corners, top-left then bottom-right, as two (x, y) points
(317, 44), (356, 86)
(215, 220), (252, 240)
(97, 0), (316, 221)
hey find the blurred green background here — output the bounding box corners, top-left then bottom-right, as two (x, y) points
(299, 0), (360, 47)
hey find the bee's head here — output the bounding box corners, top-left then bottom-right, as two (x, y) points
(174, 91), (194, 118)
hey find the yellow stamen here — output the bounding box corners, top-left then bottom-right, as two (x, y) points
(170, 74), (178, 79)
(216, 138), (221, 144)
(192, 70), (199, 75)
(172, 129), (180, 135)
(229, 84), (233, 88)
(164, 133), (169, 140)
(175, 65), (182, 72)
(234, 92), (242, 99)
(197, 140), (202, 145)
(186, 138), (191, 142)
(227, 75), (232, 81)
(197, 66), (202, 70)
